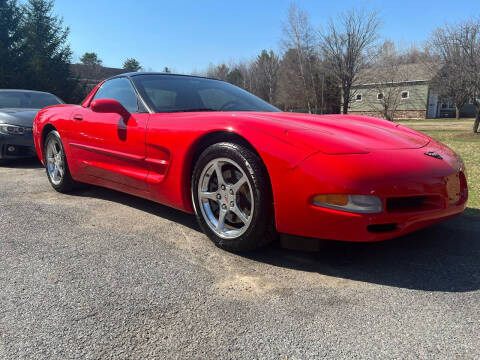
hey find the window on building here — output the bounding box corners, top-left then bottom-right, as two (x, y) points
(401, 91), (409, 100)
(355, 93), (362, 101)
(441, 101), (455, 109)
(377, 93), (384, 100)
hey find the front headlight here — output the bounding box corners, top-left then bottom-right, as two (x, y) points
(456, 153), (467, 178)
(0, 124), (32, 135)
(312, 194), (383, 214)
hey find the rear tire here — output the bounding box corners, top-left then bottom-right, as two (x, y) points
(192, 142), (276, 252)
(44, 130), (77, 193)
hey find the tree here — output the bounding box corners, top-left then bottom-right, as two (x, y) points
(281, 3), (318, 113)
(226, 67), (244, 88)
(21, 0), (77, 101)
(320, 8), (381, 114)
(458, 20), (480, 133)
(276, 48), (310, 111)
(123, 58), (141, 72)
(429, 26), (473, 120)
(163, 66), (171, 73)
(254, 50), (280, 104)
(80, 52), (102, 66)
(222, 60), (258, 94)
(429, 19), (480, 132)
(0, 0), (24, 88)
(276, 48), (339, 113)
(206, 63), (229, 81)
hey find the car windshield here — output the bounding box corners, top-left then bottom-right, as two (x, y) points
(0, 91), (62, 109)
(131, 74), (280, 113)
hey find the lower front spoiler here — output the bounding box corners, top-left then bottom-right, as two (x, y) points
(0, 134), (36, 160)
(280, 202), (467, 243)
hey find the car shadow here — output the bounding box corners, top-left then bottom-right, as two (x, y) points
(1, 157), (43, 169)
(68, 185), (480, 293)
(70, 186), (201, 232)
(248, 210), (480, 293)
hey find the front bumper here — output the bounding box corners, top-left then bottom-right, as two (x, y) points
(0, 133), (36, 160)
(274, 146), (468, 242)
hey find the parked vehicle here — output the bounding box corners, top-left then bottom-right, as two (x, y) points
(33, 73), (468, 252)
(0, 90), (63, 163)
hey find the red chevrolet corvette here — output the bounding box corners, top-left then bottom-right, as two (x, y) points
(33, 73), (468, 251)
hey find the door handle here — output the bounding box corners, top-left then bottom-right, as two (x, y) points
(73, 114), (83, 121)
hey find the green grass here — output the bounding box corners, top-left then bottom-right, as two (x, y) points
(396, 118), (474, 125)
(396, 119), (480, 215)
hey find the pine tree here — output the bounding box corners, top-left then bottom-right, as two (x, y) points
(80, 52), (102, 66)
(123, 58), (141, 72)
(21, 0), (76, 100)
(0, 0), (24, 88)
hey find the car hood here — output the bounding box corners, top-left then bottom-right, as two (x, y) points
(0, 108), (39, 127)
(243, 112), (430, 154)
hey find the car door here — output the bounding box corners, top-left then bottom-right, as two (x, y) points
(69, 77), (150, 193)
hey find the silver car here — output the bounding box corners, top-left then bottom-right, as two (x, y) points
(0, 90), (63, 164)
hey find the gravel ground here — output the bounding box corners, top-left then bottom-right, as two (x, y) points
(1, 159), (479, 359)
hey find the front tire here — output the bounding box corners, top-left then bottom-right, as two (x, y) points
(44, 130), (77, 193)
(192, 142), (276, 252)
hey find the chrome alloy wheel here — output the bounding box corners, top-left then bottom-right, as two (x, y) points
(45, 137), (65, 186)
(197, 157), (254, 239)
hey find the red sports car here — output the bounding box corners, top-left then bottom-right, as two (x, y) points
(33, 73), (468, 252)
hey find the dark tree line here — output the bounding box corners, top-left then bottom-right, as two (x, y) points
(0, 0), (81, 102)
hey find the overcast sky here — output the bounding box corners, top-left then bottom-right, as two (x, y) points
(51, 0), (478, 73)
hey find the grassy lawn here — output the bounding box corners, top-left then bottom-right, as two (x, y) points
(396, 119), (479, 216)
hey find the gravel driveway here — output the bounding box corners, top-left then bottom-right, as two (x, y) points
(1, 159), (479, 359)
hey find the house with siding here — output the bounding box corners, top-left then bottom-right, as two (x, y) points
(348, 62), (477, 119)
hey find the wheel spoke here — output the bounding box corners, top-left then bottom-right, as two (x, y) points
(200, 191), (218, 202)
(232, 206), (249, 225)
(232, 175), (247, 193)
(214, 161), (225, 186)
(216, 208), (227, 231)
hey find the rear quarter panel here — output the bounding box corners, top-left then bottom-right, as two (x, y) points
(34, 104), (80, 164)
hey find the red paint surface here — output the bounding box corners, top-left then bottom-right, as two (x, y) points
(33, 87), (468, 242)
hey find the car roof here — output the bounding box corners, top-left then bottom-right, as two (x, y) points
(108, 72), (220, 82)
(0, 89), (56, 95)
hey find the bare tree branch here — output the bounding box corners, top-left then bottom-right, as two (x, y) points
(319, 8), (381, 114)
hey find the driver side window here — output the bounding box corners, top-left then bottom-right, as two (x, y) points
(93, 78), (139, 113)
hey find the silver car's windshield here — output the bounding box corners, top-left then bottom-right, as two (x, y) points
(0, 91), (62, 109)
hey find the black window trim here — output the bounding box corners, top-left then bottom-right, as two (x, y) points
(90, 76), (151, 114)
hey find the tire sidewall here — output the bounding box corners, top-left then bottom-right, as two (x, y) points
(192, 142), (273, 251)
(44, 130), (72, 192)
